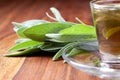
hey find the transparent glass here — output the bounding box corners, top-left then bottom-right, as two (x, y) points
(62, 41), (120, 80)
(90, 0), (120, 68)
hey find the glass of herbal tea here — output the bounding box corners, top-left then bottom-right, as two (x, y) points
(90, 0), (120, 68)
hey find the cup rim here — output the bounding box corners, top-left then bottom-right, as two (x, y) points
(90, 0), (120, 9)
(90, 0), (120, 5)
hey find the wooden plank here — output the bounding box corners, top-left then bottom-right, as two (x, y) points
(0, 1), (27, 80)
(0, 35), (25, 80)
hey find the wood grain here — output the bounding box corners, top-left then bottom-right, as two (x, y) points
(0, 0), (108, 80)
(0, 35), (25, 80)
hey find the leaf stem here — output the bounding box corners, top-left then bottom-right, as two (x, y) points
(75, 17), (85, 24)
(46, 12), (58, 21)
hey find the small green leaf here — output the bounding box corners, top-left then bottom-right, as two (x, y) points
(23, 22), (73, 41)
(52, 42), (76, 61)
(9, 40), (43, 52)
(66, 48), (85, 57)
(40, 42), (66, 52)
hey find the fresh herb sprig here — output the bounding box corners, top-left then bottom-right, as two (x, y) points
(5, 7), (97, 60)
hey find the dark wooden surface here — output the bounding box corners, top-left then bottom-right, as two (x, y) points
(0, 0), (107, 80)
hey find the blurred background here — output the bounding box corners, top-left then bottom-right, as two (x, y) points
(0, 0), (92, 23)
(0, 0), (92, 39)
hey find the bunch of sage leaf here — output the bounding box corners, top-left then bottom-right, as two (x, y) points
(5, 7), (97, 61)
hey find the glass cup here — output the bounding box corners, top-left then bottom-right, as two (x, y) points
(90, 0), (120, 68)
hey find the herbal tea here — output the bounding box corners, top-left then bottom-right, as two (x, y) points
(93, 3), (120, 56)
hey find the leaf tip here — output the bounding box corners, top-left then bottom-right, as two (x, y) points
(50, 7), (57, 10)
(3, 54), (11, 57)
(52, 58), (56, 61)
(12, 22), (18, 25)
(52, 55), (60, 61)
(12, 22), (22, 28)
(75, 17), (85, 24)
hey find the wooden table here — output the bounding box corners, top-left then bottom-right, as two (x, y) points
(0, 0), (107, 80)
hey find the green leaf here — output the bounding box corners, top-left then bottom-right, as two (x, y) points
(60, 24), (96, 36)
(66, 48), (85, 57)
(52, 42), (76, 61)
(9, 40), (43, 52)
(46, 34), (96, 42)
(23, 22), (73, 41)
(5, 47), (41, 57)
(12, 20), (49, 37)
(40, 42), (66, 52)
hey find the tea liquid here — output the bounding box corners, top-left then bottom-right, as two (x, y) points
(93, 3), (120, 55)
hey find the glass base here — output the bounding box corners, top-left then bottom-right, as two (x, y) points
(101, 60), (120, 69)
(100, 51), (120, 69)
(62, 41), (120, 79)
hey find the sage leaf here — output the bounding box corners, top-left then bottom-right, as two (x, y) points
(13, 20), (49, 37)
(5, 47), (41, 57)
(40, 42), (66, 52)
(23, 22), (73, 41)
(60, 24), (96, 37)
(9, 40), (43, 52)
(66, 48), (85, 57)
(52, 42), (76, 61)
(46, 34), (96, 42)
